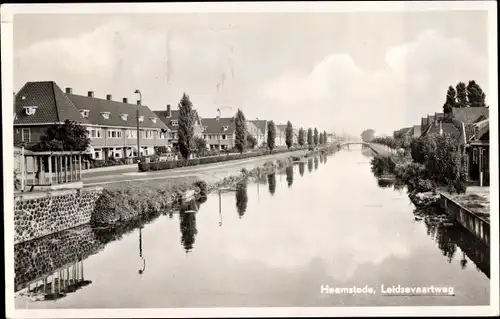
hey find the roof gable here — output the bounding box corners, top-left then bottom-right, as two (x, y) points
(249, 120), (267, 133)
(14, 81), (87, 125)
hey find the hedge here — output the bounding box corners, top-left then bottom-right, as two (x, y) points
(138, 147), (308, 172)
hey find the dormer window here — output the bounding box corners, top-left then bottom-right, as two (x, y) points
(139, 116), (144, 122)
(150, 117), (157, 124)
(80, 109), (90, 118)
(24, 106), (38, 116)
(100, 112), (111, 119)
(121, 113), (128, 121)
(223, 125), (229, 131)
(171, 120), (178, 126)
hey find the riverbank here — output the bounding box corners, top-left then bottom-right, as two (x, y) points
(91, 144), (339, 227)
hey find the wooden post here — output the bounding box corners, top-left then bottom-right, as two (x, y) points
(43, 277), (47, 294)
(58, 270), (61, 292)
(78, 155), (82, 181)
(20, 147), (25, 192)
(80, 260), (84, 281)
(51, 275), (55, 294)
(65, 156), (69, 183)
(48, 155), (52, 185)
(66, 267), (70, 285)
(479, 149), (483, 187)
(69, 155), (73, 182)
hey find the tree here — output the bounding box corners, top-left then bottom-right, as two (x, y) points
(443, 85), (457, 114)
(307, 128), (313, 146)
(30, 119), (90, 152)
(323, 130), (328, 144)
(467, 80), (487, 108)
(267, 120), (276, 151)
(361, 129), (375, 142)
(298, 128), (305, 147)
(194, 136), (207, 156)
(456, 82), (468, 108)
(285, 121), (293, 149)
(246, 134), (258, 149)
(234, 109), (247, 153)
(178, 93), (195, 159)
(313, 128), (319, 146)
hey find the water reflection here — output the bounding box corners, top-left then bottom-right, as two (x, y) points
(307, 158), (313, 173)
(285, 166), (294, 187)
(14, 224), (101, 298)
(314, 157), (319, 170)
(424, 217), (490, 278)
(138, 227), (146, 275)
(377, 178), (395, 188)
(267, 173), (276, 195)
(179, 200), (199, 253)
(298, 162), (305, 176)
(361, 144), (373, 158)
(235, 180), (249, 218)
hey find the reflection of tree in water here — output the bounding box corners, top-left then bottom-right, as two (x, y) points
(377, 178), (394, 188)
(267, 173), (276, 195)
(314, 156), (319, 170)
(319, 155), (324, 164)
(179, 201), (199, 253)
(285, 166), (294, 187)
(423, 217), (490, 278)
(299, 162), (305, 176)
(307, 159), (313, 173)
(323, 154), (328, 164)
(361, 145), (374, 158)
(235, 180), (248, 218)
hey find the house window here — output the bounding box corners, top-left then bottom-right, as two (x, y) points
(21, 128), (31, 142)
(114, 149), (122, 158)
(150, 117), (157, 124)
(223, 126), (229, 131)
(222, 134), (227, 140)
(203, 134), (207, 139)
(121, 114), (128, 121)
(108, 129), (123, 139)
(143, 130), (154, 139)
(94, 150), (102, 160)
(88, 128), (102, 138)
(127, 129), (137, 139)
(473, 148), (478, 164)
(139, 116), (144, 122)
(101, 112), (111, 119)
(171, 120), (178, 126)
(24, 106), (38, 116)
(80, 109), (90, 118)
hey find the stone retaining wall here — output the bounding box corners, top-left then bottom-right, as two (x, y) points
(14, 186), (103, 244)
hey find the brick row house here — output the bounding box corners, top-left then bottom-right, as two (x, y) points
(14, 81), (170, 160)
(201, 117), (236, 151)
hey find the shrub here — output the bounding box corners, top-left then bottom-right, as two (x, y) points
(370, 155), (396, 177)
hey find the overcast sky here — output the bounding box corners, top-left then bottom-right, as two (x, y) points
(13, 11), (490, 135)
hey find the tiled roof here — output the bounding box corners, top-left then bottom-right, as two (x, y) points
(245, 121), (259, 135)
(451, 107), (489, 123)
(67, 94), (168, 130)
(422, 122), (461, 138)
(154, 109), (203, 131)
(201, 117), (236, 134)
(154, 110), (180, 130)
(14, 81), (87, 125)
(249, 120), (267, 133)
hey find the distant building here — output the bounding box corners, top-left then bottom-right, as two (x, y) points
(154, 104), (204, 149)
(200, 117), (236, 151)
(14, 81), (169, 160)
(248, 119), (267, 147)
(464, 119), (490, 186)
(411, 125), (421, 138)
(275, 124), (287, 147)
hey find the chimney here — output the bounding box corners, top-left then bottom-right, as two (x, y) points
(65, 87), (73, 94)
(106, 94), (112, 100)
(88, 91), (94, 97)
(137, 100), (141, 105)
(122, 97), (128, 103)
(166, 104), (171, 117)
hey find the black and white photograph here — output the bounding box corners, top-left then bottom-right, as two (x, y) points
(2, 1), (498, 318)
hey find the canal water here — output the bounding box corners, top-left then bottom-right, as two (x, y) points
(15, 145), (490, 308)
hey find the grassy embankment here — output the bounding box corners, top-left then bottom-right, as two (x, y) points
(91, 144), (339, 227)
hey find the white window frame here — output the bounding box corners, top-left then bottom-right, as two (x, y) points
(171, 120), (178, 127)
(108, 129), (123, 139)
(139, 116), (144, 123)
(101, 112), (111, 120)
(121, 114), (128, 121)
(94, 150), (102, 160)
(21, 128), (31, 142)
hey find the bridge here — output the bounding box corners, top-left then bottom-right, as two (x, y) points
(337, 141), (391, 156)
